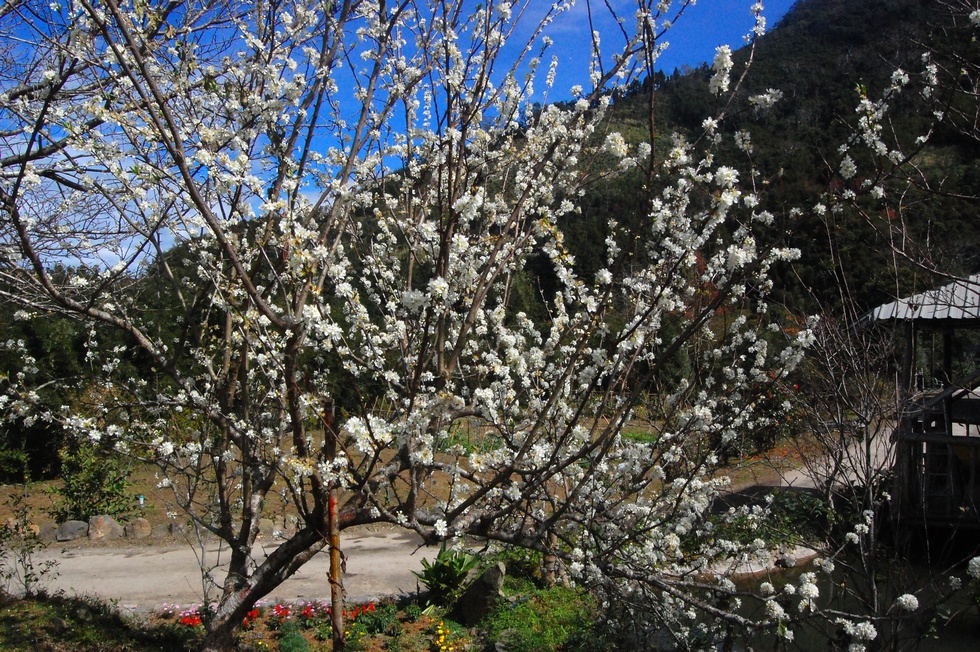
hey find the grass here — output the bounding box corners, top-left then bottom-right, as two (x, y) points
(0, 591), (197, 651)
(482, 583), (597, 652)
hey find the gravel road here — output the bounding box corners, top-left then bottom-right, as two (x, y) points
(33, 525), (430, 612)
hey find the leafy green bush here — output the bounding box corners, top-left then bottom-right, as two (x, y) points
(403, 600), (424, 622)
(487, 546), (545, 587)
(276, 621), (310, 652)
(52, 439), (134, 522)
(482, 585), (596, 652)
(356, 602), (399, 635)
(413, 544), (478, 607)
(704, 488), (835, 550)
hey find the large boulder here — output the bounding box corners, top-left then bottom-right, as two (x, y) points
(152, 522), (187, 538)
(124, 518), (152, 539)
(38, 522), (59, 543)
(88, 515), (125, 540)
(55, 520), (89, 541)
(257, 518), (275, 539)
(449, 561), (506, 626)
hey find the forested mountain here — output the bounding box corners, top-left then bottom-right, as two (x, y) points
(593, 0), (980, 312)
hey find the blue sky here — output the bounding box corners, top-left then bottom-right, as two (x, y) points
(545, 0), (797, 91)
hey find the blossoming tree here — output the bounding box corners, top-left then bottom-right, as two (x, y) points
(1, 0), (813, 649)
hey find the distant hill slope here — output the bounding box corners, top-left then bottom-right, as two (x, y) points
(591, 0), (978, 312)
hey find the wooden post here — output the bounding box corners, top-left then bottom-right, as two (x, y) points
(329, 491), (344, 650)
(323, 401), (345, 651)
(894, 321), (916, 526)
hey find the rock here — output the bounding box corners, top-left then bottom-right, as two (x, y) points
(124, 518), (152, 539)
(4, 518), (39, 536)
(56, 520), (89, 541)
(150, 521), (186, 538)
(38, 522), (59, 543)
(449, 561), (506, 626)
(88, 515), (125, 540)
(775, 555), (797, 569)
(257, 518), (275, 538)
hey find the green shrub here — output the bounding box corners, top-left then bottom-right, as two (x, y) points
(403, 600), (424, 622)
(52, 439), (134, 522)
(357, 602), (400, 635)
(413, 543), (478, 607)
(483, 585), (596, 652)
(277, 621), (310, 652)
(487, 546), (544, 586)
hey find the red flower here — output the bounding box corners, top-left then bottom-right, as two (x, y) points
(180, 614), (202, 627)
(242, 608), (261, 628)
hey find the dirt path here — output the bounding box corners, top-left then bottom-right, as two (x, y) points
(32, 525), (431, 612)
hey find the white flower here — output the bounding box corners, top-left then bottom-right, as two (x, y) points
(715, 166), (738, 187)
(749, 88), (783, 111)
(602, 132), (628, 158)
(798, 574), (819, 600)
(434, 519), (448, 538)
(709, 45), (733, 95)
(840, 155), (857, 179)
(895, 593), (918, 611)
(401, 289), (427, 313)
(765, 599), (786, 619)
(971, 9), (980, 25)
(967, 556), (980, 579)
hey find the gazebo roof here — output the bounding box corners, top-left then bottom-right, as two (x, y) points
(869, 274), (980, 323)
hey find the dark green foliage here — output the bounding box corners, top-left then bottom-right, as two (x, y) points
(482, 585), (596, 652)
(708, 488), (837, 550)
(487, 546), (545, 587)
(356, 602), (400, 636)
(52, 439), (135, 522)
(0, 593), (199, 651)
(403, 600), (424, 622)
(277, 621), (311, 652)
(0, 310), (85, 483)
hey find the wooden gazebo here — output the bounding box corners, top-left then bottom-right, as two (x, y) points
(869, 275), (980, 530)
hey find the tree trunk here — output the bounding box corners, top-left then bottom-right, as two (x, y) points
(199, 596), (251, 652)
